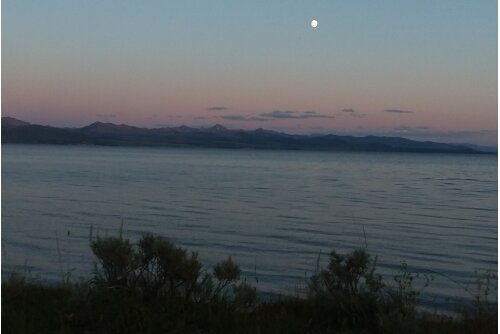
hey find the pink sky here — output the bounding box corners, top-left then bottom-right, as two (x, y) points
(3, 0), (497, 145)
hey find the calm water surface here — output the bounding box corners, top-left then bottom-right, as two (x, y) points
(2, 145), (497, 309)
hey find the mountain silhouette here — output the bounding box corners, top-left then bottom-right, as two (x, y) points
(1, 117), (486, 154)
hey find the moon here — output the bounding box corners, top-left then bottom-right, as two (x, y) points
(310, 19), (318, 28)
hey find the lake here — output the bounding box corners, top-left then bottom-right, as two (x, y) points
(2, 144), (497, 310)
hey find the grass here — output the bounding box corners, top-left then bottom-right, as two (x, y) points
(2, 233), (497, 333)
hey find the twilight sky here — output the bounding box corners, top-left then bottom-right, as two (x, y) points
(3, 0), (498, 145)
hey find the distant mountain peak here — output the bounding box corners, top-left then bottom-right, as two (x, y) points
(178, 125), (193, 130)
(2, 117), (30, 128)
(169, 125), (196, 133)
(254, 128), (279, 135)
(81, 121), (143, 134)
(210, 124), (228, 132)
(83, 121), (116, 129)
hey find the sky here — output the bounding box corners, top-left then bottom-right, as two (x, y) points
(2, 0), (498, 145)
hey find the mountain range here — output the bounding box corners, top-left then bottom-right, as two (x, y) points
(1, 117), (492, 154)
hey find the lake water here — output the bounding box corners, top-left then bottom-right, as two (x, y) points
(2, 144), (497, 310)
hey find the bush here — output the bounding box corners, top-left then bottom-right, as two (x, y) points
(308, 248), (383, 298)
(136, 234), (202, 299)
(3, 232), (496, 333)
(213, 256), (241, 299)
(91, 233), (250, 305)
(90, 236), (137, 288)
(91, 233), (204, 300)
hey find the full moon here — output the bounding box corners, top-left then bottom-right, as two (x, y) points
(310, 19), (318, 28)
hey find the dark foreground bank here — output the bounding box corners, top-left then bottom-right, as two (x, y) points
(2, 233), (497, 334)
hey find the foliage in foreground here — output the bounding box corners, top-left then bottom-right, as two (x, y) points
(2, 233), (497, 334)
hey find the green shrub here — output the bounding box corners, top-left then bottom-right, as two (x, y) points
(136, 234), (202, 299)
(213, 256), (241, 299)
(91, 233), (204, 301)
(90, 236), (137, 288)
(308, 248), (383, 298)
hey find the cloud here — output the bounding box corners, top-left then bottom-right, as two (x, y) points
(96, 113), (117, 118)
(339, 108), (366, 118)
(259, 110), (296, 119)
(219, 110), (334, 122)
(207, 106), (230, 111)
(384, 109), (414, 114)
(259, 110), (334, 119)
